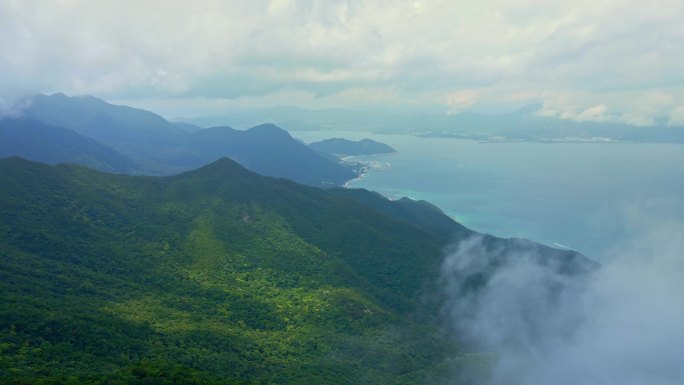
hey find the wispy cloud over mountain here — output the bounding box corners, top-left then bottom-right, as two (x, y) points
(441, 200), (684, 384)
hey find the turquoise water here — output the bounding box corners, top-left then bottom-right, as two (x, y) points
(292, 131), (684, 260)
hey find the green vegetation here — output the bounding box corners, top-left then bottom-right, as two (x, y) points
(0, 157), (468, 384)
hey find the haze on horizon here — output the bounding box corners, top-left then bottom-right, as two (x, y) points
(2, 0), (684, 126)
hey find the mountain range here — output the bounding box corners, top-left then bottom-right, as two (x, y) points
(183, 104), (684, 143)
(2, 93), (355, 186)
(1, 93), (599, 384)
(0, 117), (137, 173)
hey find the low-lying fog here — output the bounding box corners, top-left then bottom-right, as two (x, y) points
(441, 200), (684, 384)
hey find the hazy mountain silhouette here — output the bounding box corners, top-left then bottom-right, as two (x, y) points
(19, 93), (356, 185)
(0, 117), (137, 173)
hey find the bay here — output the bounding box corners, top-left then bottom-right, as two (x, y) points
(292, 130), (684, 260)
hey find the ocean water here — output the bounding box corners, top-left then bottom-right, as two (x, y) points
(292, 130), (684, 261)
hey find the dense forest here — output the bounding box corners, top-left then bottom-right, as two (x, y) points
(0, 157), (592, 384)
(0, 157), (457, 384)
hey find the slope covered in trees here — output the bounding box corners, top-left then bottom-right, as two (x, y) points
(0, 158), (593, 384)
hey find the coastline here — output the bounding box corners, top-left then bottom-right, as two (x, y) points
(340, 158), (391, 189)
(338, 154), (392, 188)
(343, 175), (364, 188)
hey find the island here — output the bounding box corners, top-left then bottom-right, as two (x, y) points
(309, 137), (396, 156)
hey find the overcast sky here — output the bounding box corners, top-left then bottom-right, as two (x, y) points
(2, 0), (684, 123)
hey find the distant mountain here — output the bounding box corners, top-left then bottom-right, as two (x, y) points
(0, 118), (137, 173)
(179, 124), (357, 186)
(0, 157), (594, 384)
(310, 138), (395, 156)
(21, 93), (356, 185)
(24, 93), (187, 170)
(418, 106), (684, 142)
(179, 105), (399, 131)
(394, 107), (684, 142)
(172, 121), (204, 133)
(183, 103), (684, 143)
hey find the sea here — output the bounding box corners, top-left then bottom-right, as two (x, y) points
(291, 130), (684, 261)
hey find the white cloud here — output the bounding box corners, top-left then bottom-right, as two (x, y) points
(0, 94), (33, 118)
(669, 105), (684, 126)
(441, 201), (684, 384)
(1, 0), (683, 122)
(446, 90), (479, 114)
(576, 104), (609, 122)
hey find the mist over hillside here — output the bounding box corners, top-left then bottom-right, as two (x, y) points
(441, 203), (684, 385)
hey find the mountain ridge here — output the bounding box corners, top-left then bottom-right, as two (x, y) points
(14, 93), (357, 186)
(180, 103), (684, 143)
(0, 157), (595, 384)
(0, 117), (138, 173)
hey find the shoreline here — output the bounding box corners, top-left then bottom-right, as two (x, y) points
(343, 172), (366, 188)
(339, 157), (586, 256)
(341, 159), (390, 189)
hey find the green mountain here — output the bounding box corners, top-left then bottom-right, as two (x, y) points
(0, 118), (137, 174)
(0, 158), (593, 384)
(22, 93), (355, 185)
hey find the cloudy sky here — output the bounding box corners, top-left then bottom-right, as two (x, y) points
(2, 0), (684, 124)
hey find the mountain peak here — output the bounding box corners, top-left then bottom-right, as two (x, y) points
(247, 123), (291, 137)
(250, 122), (281, 131)
(177, 157), (251, 180)
(48, 92), (69, 99)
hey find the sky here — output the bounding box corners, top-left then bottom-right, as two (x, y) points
(2, 0), (684, 124)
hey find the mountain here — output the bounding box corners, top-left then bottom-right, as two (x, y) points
(21, 93), (356, 185)
(24, 93), (187, 169)
(309, 138), (395, 156)
(178, 105), (399, 131)
(420, 106), (684, 142)
(0, 118), (137, 173)
(179, 124), (357, 186)
(173, 122), (204, 133)
(0, 157), (594, 384)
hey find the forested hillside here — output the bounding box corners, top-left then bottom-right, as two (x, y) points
(0, 157), (456, 384)
(0, 157), (592, 384)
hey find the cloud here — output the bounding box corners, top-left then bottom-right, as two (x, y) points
(441, 203), (684, 385)
(536, 90), (683, 126)
(669, 105), (684, 126)
(0, 94), (32, 119)
(576, 104), (609, 121)
(446, 90), (479, 114)
(1, 0), (683, 121)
